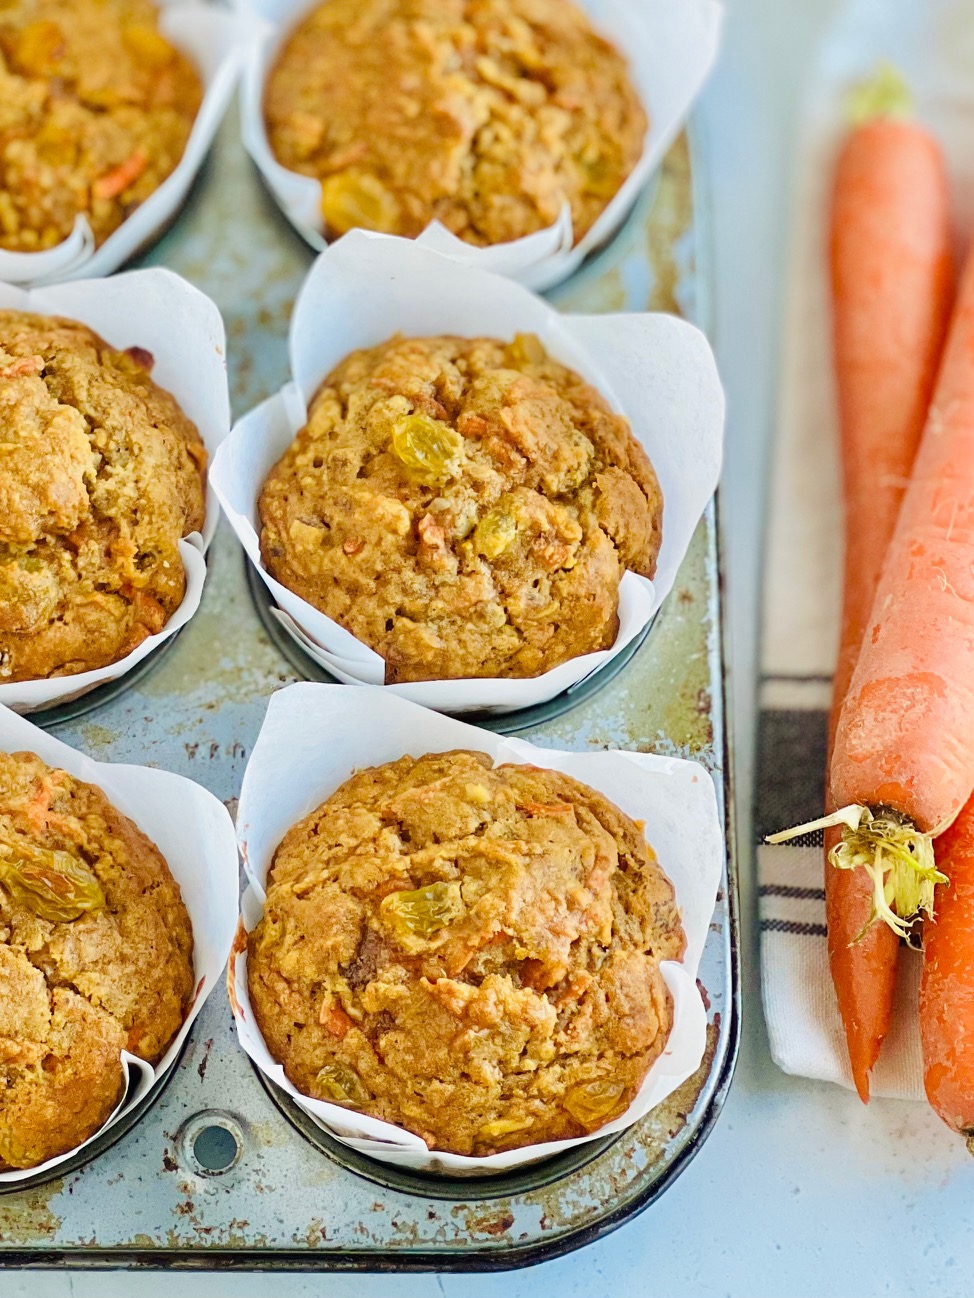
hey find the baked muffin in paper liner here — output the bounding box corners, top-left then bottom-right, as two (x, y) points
(210, 231), (724, 715)
(0, 703), (238, 1184)
(229, 683), (724, 1176)
(237, 0), (722, 291)
(0, 268), (230, 713)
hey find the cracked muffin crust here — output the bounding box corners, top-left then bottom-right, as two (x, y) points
(264, 0), (646, 247)
(258, 332), (662, 683)
(0, 0), (202, 253)
(0, 309), (207, 683)
(0, 750), (193, 1170)
(247, 750), (684, 1156)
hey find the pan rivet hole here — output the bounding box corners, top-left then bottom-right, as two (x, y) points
(180, 1110), (245, 1176)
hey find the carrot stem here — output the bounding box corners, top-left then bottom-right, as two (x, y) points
(846, 63), (913, 127)
(829, 809), (946, 939)
(767, 805), (947, 938)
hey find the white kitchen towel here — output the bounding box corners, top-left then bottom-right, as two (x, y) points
(757, 0), (974, 1100)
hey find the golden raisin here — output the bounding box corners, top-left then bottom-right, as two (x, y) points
(478, 1116), (533, 1140)
(0, 841), (105, 923)
(473, 508), (517, 559)
(121, 23), (175, 68)
(562, 1078), (626, 1128)
(314, 1061), (370, 1108)
(577, 153), (620, 199)
(379, 880), (463, 952)
(83, 86), (126, 110)
(391, 414), (462, 483)
(320, 171), (399, 236)
(11, 20), (64, 75)
(113, 346), (155, 374)
(504, 332), (547, 368)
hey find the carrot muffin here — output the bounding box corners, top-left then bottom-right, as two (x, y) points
(0, 750), (193, 1170)
(0, 310), (207, 683)
(0, 0), (203, 253)
(265, 0), (646, 247)
(259, 333), (661, 683)
(248, 750), (684, 1157)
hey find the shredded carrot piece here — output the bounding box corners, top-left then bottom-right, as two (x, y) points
(24, 779), (53, 831)
(517, 801), (574, 816)
(92, 150), (148, 201)
(318, 1004), (354, 1038)
(0, 355), (44, 380)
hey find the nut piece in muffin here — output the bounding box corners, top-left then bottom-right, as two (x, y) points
(247, 750), (684, 1157)
(0, 310), (207, 683)
(259, 333), (662, 683)
(0, 0), (203, 253)
(0, 750), (193, 1170)
(265, 0), (646, 248)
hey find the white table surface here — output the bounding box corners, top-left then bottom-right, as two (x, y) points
(6, 2), (974, 1294)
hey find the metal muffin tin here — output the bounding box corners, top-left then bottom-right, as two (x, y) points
(246, 559), (656, 733)
(26, 629), (187, 729)
(0, 113), (739, 1269)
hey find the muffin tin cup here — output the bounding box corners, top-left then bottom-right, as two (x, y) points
(25, 621), (190, 730)
(244, 555), (655, 734)
(0, 268), (230, 714)
(0, 0), (249, 288)
(236, 0), (723, 292)
(210, 231), (724, 716)
(0, 704), (239, 1186)
(228, 682), (724, 1177)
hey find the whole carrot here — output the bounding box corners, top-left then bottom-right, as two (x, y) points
(828, 235), (974, 932)
(826, 71), (953, 1101)
(921, 792), (974, 1145)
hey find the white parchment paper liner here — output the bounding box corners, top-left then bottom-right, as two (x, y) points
(228, 682), (724, 1175)
(211, 231), (725, 714)
(237, 0), (722, 292)
(0, 268), (231, 713)
(0, 0), (248, 287)
(0, 703), (238, 1183)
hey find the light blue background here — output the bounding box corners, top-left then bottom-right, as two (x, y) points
(4, 1), (973, 1294)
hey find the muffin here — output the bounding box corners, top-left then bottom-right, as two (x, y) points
(0, 0), (202, 253)
(0, 309), (207, 683)
(258, 332), (662, 683)
(247, 749), (684, 1157)
(265, 0), (646, 247)
(0, 750), (194, 1170)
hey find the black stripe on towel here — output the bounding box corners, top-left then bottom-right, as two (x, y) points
(759, 884), (826, 900)
(754, 709), (829, 840)
(761, 918), (828, 937)
(759, 672), (834, 684)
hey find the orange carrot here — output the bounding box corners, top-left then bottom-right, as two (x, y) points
(825, 83), (953, 1100)
(829, 235), (974, 932)
(921, 790), (974, 1143)
(92, 149), (148, 202)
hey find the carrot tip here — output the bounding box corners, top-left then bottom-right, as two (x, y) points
(845, 62), (913, 127)
(853, 1073), (871, 1105)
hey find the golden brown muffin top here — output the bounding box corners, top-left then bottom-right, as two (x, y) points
(0, 0), (202, 253)
(0, 309), (207, 683)
(248, 750), (684, 1156)
(0, 750), (194, 1169)
(259, 332), (662, 683)
(265, 0), (646, 247)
